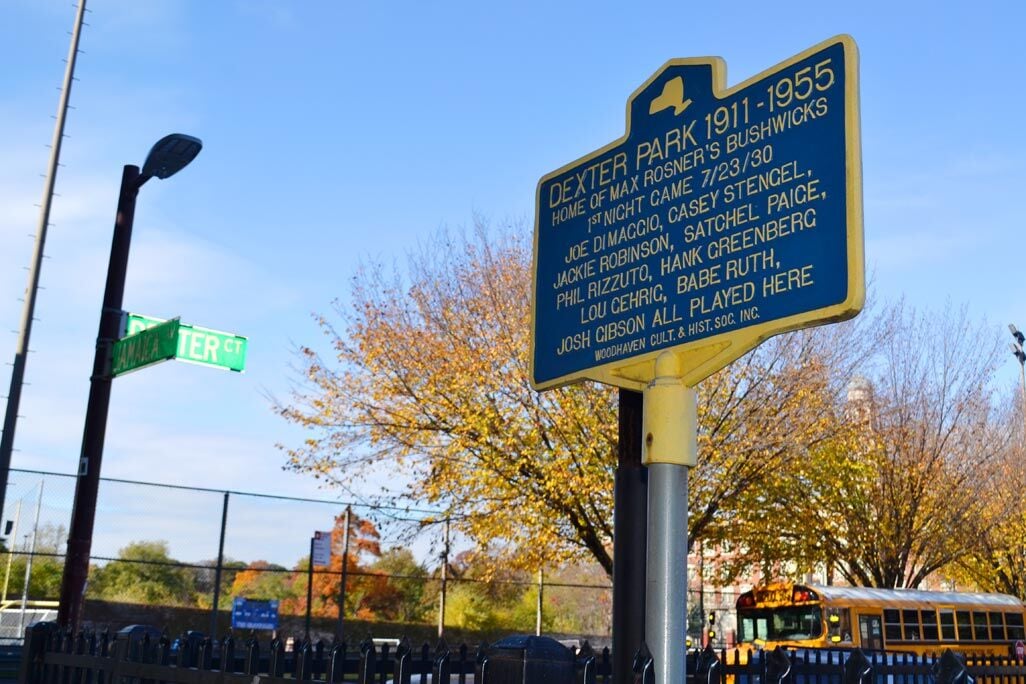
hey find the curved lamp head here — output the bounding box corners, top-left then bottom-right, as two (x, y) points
(1010, 324), (1025, 346)
(141, 133), (203, 181)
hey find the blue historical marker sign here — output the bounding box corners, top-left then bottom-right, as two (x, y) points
(231, 597), (279, 630)
(532, 36), (863, 390)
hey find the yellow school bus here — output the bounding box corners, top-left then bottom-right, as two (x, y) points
(735, 582), (1026, 656)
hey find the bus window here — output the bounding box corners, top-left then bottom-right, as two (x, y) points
(940, 611), (956, 640)
(956, 611), (972, 640)
(972, 612), (989, 640)
(773, 606), (822, 639)
(989, 612), (1006, 640)
(1008, 613), (1025, 640)
(902, 609), (921, 640)
(827, 608), (852, 643)
(884, 609), (902, 641)
(859, 614), (884, 651)
(921, 610), (939, 641)
(739, 616), (769, 642)
(737, 608), (821, 642)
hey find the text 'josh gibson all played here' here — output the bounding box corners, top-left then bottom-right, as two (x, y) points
(546, 54), (842, 364)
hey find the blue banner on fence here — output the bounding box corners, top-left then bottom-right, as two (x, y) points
(231, 597), (279, 630)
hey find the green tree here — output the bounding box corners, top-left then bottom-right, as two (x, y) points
(228, 560), (299, 604)
(363, 548), (429, 622)
(194, 558), (247, 609)
(1, 522), (65, 601)
(88, 541), (197, 605)
(445, 581), (502, 632)
(2, 556), (63, 601)
(540, 563), (611, 636)
(437, 549), (525, 632)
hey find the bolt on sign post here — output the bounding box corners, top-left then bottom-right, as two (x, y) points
(531, 36), (863, 684)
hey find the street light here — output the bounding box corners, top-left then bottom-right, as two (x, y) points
(1009, 324), (1026, 445)
(56, 134), (202, 631)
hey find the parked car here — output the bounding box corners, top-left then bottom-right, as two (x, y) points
(116, 625), (164, 660)
(171, 630), (213, 667)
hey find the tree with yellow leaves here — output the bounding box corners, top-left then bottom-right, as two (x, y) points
(718, 304), (1009, 589)
(689, 315), (881, 559)
(277, 220), (876, 579)
(949, 401), (1026, 598)
(279, 221), (617, 576)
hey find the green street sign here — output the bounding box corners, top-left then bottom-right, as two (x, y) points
(111, 317), (180, 376)
(124, 313), (248, 373)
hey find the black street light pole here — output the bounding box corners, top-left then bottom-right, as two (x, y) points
(56, 134), (202, 631)
(1010, 324), (1026, 445)
(612, 388), (647, 684)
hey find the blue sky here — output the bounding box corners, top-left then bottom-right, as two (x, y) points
(1, 0), (1024, 567)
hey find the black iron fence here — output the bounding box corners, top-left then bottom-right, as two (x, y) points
(687, 646), (1026, 684)
(19, 619), (1026, 684)
(19, 623), (613, 683)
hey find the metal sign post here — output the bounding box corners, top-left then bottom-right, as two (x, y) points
(532, 35), (863, 683)
(643, 353), (695, 684)
(336, 506), (351, 643)
(306, 536), (315, 641)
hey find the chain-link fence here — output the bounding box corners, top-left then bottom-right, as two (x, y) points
(0, 468), (747, 646)
(0, 468), (617, 639)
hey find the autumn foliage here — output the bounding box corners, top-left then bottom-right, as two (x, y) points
(279, 223), (618, 576)
(225, 510), (433, 621)
(278, 219), (1024, 596)
(279, 221), (865, 579)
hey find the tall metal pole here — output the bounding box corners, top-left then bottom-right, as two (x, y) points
(612, 388), (647, 684)
(646, 464), (689, 684)
(210, 491), (229, 637)
(0, 0), (88, 527)
(1009, 325), (1026, 447)
(535, 568), (544, 636)
(336, 505), (351, 643)
(56, 165), (141, 631)
(1019, 362), (1026, 445)
(437, 517), (450, 639)
(698, 540), (705, 647)
(1, 500), (21, 606)
(54, 133), (199, 632)
(305, 536), (314, 642)
(18, 481), (44, 636)
(643, 353), (696, 684)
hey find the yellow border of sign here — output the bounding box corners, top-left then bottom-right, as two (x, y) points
(530, 34), (863, 391)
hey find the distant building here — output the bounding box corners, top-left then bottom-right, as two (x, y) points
(846, 374), (875, 425)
